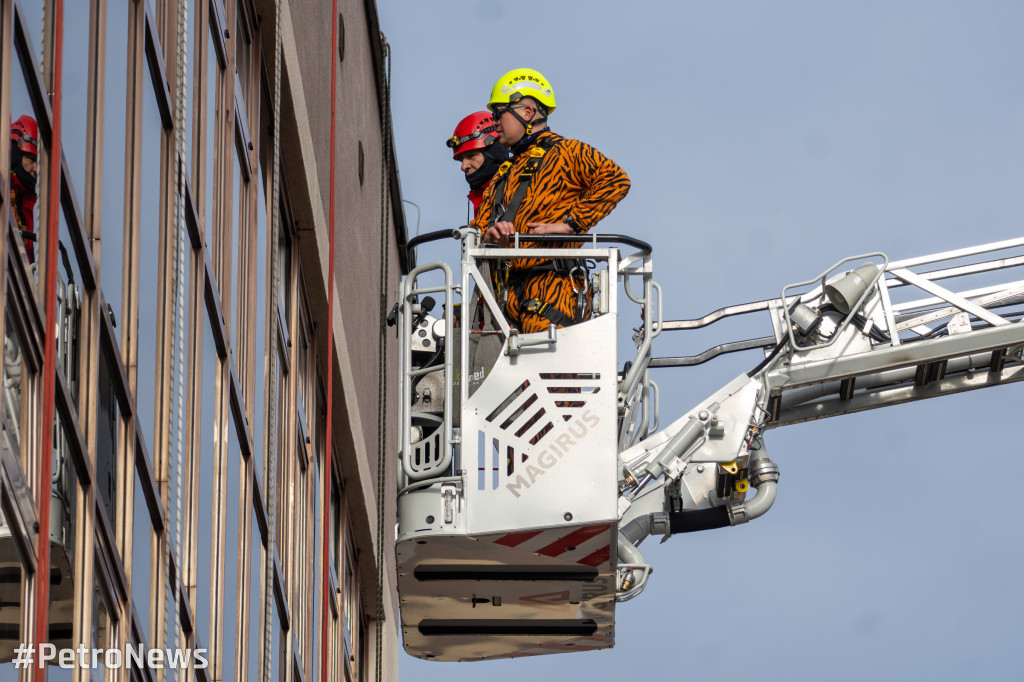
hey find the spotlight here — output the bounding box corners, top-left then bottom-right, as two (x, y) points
(825, 263), (879, 314)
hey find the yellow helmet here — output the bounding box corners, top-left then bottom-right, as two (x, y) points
(487, 68), (556, 114)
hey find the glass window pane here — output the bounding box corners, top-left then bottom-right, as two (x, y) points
(101, 0), (131, 332)
(221, 419), (242, 682)
(252, 163), (267, 476)
(16, 1), (43, 63)
(50, 413), (79, 669)
(204, 30), (219, 249)
(273, 354), (287, 541)
(195, 310), (218, 644)
(270, 598), (283, 682)
(230, 143), (242, 352)
(235, 10), (251, 105)
(132, 469), (154, 640)
(184, 1), (197, 168)
(247, 506), (262, 682)
(138, 59), (165, 453)
(311, 457), (321, 682)
(61, 0), (90, 207)
(89, 575), (110, 682)
(277, 219), (290, 325)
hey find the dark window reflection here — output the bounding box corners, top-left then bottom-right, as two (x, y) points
(132, 472), (153, 640)
(96, 352), (119, 527)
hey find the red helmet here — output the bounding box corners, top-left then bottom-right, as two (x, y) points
(446, 111), (499, 159)
(10, 115), (39, 156)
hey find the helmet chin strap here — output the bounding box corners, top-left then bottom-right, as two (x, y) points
(510, 108), (546, 138)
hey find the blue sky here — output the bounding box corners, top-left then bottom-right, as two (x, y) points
(379, 2), (1024, 679)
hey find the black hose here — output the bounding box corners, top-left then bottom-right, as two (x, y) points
(747, 339), (789, 378)
(669, 507), (731, 533)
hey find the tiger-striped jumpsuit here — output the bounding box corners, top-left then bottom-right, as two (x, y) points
(472, 129), (630, 333)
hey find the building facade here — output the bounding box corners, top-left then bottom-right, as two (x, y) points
(0, 0), (405, 679)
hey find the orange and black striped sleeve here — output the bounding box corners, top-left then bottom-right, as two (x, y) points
(556, 137), (630, 232)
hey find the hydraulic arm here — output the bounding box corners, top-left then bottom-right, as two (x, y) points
(616, 238), (1024, 598)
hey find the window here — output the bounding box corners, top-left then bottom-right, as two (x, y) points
(193, 307), (218, 643)
(89, 574), (111, 682)
(235, 3), (253, 106)
(230, 138), (245, 352)
(247, 502), (263, 682)
(137, 53), (166, 453)
(251, 157), (268, 476)
(221, 416), (243, 682)
(203, 27), (222, 249)
(100, 0), (131, 332)
(132, 465), (154, 639)
(60, 0), (91, 208)
(95, 353), (120, 527)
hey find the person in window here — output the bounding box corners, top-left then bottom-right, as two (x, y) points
(447, 111), (508, 221)
(473, 69), (630, 333)
(9, 115), (39, 263)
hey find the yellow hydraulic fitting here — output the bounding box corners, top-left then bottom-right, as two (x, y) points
(735, 479), (749, 493)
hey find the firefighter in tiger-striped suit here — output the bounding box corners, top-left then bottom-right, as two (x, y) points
(473, 68), (630, 334)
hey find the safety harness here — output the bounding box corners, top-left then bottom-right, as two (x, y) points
(487, 136), (591, 328)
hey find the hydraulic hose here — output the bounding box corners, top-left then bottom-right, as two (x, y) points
(727, 452), (780, 525)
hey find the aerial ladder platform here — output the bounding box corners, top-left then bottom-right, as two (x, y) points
(394, 231), (1024, 661)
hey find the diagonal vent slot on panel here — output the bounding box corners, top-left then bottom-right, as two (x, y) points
(485, 380), (531, 423)
(498, 393), (538, 430)
(514, 409), (546, 438)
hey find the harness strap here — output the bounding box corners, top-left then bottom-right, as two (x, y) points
(488, 137), (557, 226)
(524, 298), (575, 326)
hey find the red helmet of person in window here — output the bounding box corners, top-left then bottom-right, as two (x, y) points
(10, 115), (39, 157)
(446, 111), (499, 159)
(10, 115), (40, 263)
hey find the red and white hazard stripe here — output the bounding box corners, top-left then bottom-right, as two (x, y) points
(492, 524), (612, 567)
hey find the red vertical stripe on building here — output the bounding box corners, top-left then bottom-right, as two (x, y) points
(35, 2), (65, 680)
